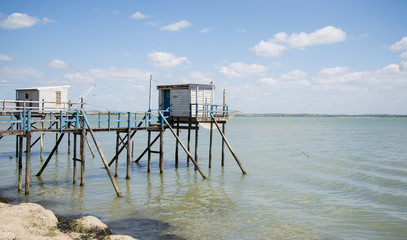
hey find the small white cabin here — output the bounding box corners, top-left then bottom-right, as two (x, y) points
(157, 84), (214, 117)
(16, 86), (70, 111)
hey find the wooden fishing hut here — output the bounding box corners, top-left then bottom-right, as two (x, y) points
(151, 84), (245, 171)
(15, 86), (70, 111)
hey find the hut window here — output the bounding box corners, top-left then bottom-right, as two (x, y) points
(56, 91), (61, 104)
(25, 93), (29, 99)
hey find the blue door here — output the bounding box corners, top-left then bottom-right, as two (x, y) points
(163, 89), (170, 116)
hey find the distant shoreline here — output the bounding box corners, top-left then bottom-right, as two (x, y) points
(236, 113), (407, 118)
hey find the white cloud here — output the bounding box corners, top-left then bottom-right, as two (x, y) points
(252, 26), (346, 57)
(48, 59), (68, 70)
(130, 11), (150, 20)
(160, 20), (192, 31)
(218, 62), (268, 78)
(389, 36), (407, 51)
(258, 69), (310, 89)
(285, 26), (346, 49)
(251, 40), (288, 58)
(0, 54), (13, 61)
(0, 65), (43, 79)
(0, 12), (45, 29)
(201, 27), (212, 33)
(148, 51), (188, 69)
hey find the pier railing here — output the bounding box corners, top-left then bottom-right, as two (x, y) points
(0, 108), (170, 134)
(190, 103), (229, 118)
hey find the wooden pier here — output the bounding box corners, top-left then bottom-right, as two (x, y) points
(0, 96), (246, 197)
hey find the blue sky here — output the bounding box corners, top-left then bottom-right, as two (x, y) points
(1, 0), (407, 114)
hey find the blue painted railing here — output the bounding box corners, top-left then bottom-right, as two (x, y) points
(190, 103), (229, 118)
(0, 108), (171, 134)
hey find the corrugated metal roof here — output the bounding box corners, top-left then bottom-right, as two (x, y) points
(15, 85), (70, 91)
(157, 84), (214, 90)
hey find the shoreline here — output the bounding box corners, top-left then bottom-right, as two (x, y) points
(0, 195), (137, 240)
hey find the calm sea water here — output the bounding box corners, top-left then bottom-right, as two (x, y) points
(1, 117), (407, 239)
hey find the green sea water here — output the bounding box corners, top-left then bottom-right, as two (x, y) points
(1, 117), (406, 239)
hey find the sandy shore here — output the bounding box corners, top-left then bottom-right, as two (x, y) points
(0, 200), (137, 240)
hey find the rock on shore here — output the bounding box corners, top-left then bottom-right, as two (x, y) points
(0, 202), (137, 240)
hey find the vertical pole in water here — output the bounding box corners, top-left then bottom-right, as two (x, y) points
(40, 120), (44, 162)
(209, 119), (213, 168)
(131, 140), (134, 160)
(175, 117), (179, 168)
(55, 121), (59, 155)
(222, 89), (226, 166)
(25, 133), (31, 194)
(18, 136), (23, 191)
(68, 102), (71, 155)
(80, 128), (86, 186)
(73, 133), (77, 183)
(147, 130), (151, 173)
(194, 122), (199, 170)
(187, 119), (191, 164)
(159, 130), (164, 174)
(115, 132), (119, 177)
(126, 128), (131, 179)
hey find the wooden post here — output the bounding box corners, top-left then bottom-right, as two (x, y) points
(80, 110), (122, 197)
(36, 133), (65, 176)
(131, 140), (134, 160)
(135, 133), (160, 163)
(115, 132), (119, 177)
(40, 121), (44, 162)
(209, 119), (213, 168)
(222, 89), (226, 167)
(187, 119), (191, 164)
(211, 115), (246, 174)
(126, 128), (131, 179)
(67, 133), (71, 155)
(147, 130), (151, 173)
(222, 123), (225, 166)
(55, 121), (59, 154)
(73, 133), (77, 184)
(85, 135), (95, 158)
(25, 133), (31, 194)
(80, 128), (86, 186)
(175, 117), (179, 167)
(157, 113), (207, 179)
(159, 130), (164, 174)
(18, 136), (23, 191)
(194, 122), (199, 170)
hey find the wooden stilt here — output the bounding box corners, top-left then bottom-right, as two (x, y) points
(115, 132), (119, 177)
(55, 121), (59, 154)
(209, 119), (213, 168)
(147, 130), (151, 173)
(157, 112), (206, 178)
(159, 130), (164, 174)
(67, 133), (71, 155)
(221, 123), (225, 166)
(211, 115), (246, 174)
(73, 133), (77, 183)
(85, 135), (95, 158)
(18, 136), (23, 191)
(135, 133), (160, 163)
(187, 120), (191, 164)
(40, 121), (44, 162)
(25, 133), (31, 194)
(175, 118), (179, 168)
(80, 111), (122, 197)
(80, 128), (86, 186)
(194, 122), (199, 170)
(36, 133), (65, 176)
(126, 128), (131, 179)
(131, 140), (134, 159)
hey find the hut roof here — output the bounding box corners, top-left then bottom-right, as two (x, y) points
(16, 85), (70, 91)
(157, 84), (214, 90)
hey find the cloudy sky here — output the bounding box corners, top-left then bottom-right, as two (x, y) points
(1, 0), (407, 114)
